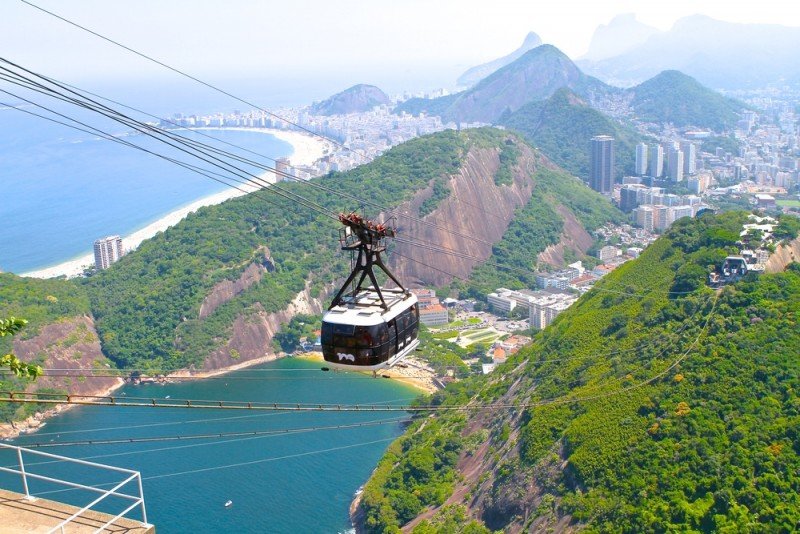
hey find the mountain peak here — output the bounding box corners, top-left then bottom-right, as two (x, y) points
(309, 84), (389, 115)
(456, 31), (543, 88)
(581, 13), (659, 61)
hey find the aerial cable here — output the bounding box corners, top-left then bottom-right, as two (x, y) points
(0, 67), (340, 221)
(15, 416), (411, 450)
(0, 62), (339, 220)
(24, 396), (416, 440)
(0, 64), (369, 216)
(0, 298), (716, 414)
(0, 91), (320, 223)
(3, 65), (501, 242)
(20, 0), (357, 156)
(0, 76), (338, 221)
(30, 436), (399, 501)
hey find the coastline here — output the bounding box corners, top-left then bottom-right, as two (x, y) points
(295, 352), (440, 394)
(1, 350), (437, 440)
(21, 128), (331, 280)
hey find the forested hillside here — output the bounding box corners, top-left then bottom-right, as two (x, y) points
(2, 128), (626, 429)
(501, 88), (646, 178)
(359, 211), (800, 532)
(629, 70), (745, 131)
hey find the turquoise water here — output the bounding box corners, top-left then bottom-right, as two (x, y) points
(0, 108), (292, 274)
(1, 358), (418, 533)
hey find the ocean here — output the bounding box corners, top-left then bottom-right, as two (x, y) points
(0, 107), (293, 274)
(1, 358), (418, 533)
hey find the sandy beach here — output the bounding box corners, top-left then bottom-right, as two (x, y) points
(21, 128), (331, 280)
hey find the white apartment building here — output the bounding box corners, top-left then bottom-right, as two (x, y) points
(93, 235), (123, 270)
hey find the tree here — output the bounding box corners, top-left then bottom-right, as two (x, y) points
(0, 317), (42, 379)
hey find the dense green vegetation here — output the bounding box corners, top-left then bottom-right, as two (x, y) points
(502, 88), (646, 177)
(493, 140), (519, 186)
(273, 314), (320, 352)
(0, 273), (90, 341)
(84, 129), (481, 371)
(362, 212), (800, 532)
(417, 326), (470, 377)
(630, 71), (745, 131)
(459, 167), (625, 296)
(397, 45), (615, 124)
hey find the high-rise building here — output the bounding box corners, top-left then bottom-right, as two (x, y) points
(680, 141), (696, 175)
(275, 157), (292, 183)
(649, 144), (664, 177)
(668, 147), (684, 182)
(619, 184), (646, 212)
(635, 142), (648, 176)
(93, 235), (123, 270)
(590, 135), (615, 194)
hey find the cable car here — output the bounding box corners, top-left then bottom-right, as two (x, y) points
(321, 213), (419, 371)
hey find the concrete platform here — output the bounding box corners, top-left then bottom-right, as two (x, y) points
(0, 489), (154, 533)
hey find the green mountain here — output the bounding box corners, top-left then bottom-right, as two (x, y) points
(629, 70), (744, 131)
(397, 45), (615, 124)
(359, 211), (800, 532)
(309, 84), (390, 115)
(456, 32), (543, 88)
(501, 87), (647, 178)
(1, 128), (622, 384)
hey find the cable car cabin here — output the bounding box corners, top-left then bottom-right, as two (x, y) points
(321, 290), (419, 371)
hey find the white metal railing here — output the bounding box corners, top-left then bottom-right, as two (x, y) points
(0, 443), (150, 533)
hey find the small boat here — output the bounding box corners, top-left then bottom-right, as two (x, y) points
(165, 395), (171, 399)
(224, 500), (233, 508)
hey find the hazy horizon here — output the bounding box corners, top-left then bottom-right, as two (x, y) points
(3, 0), (800, 94)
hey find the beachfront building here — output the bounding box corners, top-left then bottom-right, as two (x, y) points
(93, 235), (123, 270)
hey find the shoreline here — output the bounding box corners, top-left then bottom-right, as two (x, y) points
(20, 128), (331, 280)
(2, 351), (437, 440)
(295, 352), (440, 394)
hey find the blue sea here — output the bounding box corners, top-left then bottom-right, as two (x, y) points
(0, 106), (294, 274)
(1, 358), (418, 533)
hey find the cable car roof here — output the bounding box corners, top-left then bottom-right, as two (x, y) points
(324, 289), (417, 326)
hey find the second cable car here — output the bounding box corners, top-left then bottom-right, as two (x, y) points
(321, 213), (419, 371)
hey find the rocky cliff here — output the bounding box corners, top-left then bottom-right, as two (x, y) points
(200, 281), (325, 371)
(388, 142), (536, 286)
(765, 236), (800, 274)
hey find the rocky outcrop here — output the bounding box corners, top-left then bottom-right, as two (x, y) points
(201, 282), (326, 371)
(12, 316), (119, 397)
(0, 316), (123, 438)
(537, 205), (594, 267)
(389, 142), (537, 287)
(310, 84), (391, 116)
(199, 262), (266, 319)
(765, 237), (800, 274)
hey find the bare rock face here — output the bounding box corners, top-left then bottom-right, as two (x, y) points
(765, 237), (800, 274)
(12, 316), (120, 397)
(199, 255), (271, 319)
(537, 205), (594, 267)
(201, 282), (325, 371)
(389, 143), (538, 287)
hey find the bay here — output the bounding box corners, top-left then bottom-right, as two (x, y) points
(1, 358), (419, 533)
(0, 106), (293, 274)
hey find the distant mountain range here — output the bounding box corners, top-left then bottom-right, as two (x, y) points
(397, 45), (615, 124)
(396, 41), (741, 134)
(309, 84), (390, 115)
(500, 87), (645, 177)
(456, 32), (543, 88)
(577, 15), (800, 89)
(629, 70), (744, 130)
(579, 13), (659, 62)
